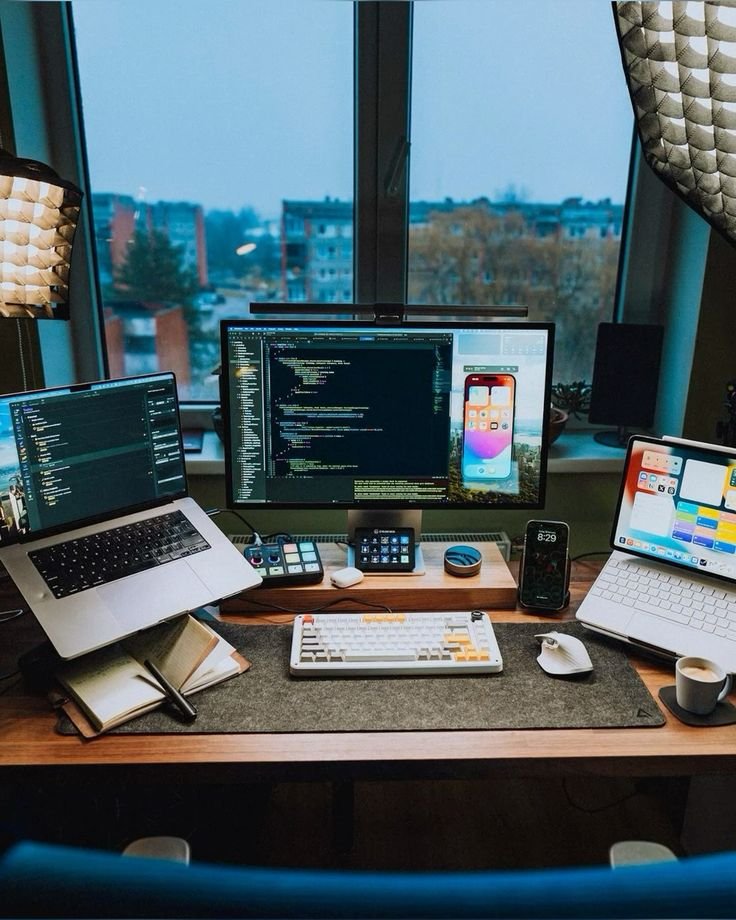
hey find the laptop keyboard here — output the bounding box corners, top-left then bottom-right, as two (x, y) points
(591, 557), (736, 644)
(29, 510), (210, 599)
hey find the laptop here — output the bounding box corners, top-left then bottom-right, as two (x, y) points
(576, 435), (736, 673)
(0, 372), (261, 658)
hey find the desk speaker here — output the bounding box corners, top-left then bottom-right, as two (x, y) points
(588, 322), (663, 447)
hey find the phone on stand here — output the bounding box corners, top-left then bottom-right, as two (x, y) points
(518, 520), (570, 611)
(461, 373), (515, 483)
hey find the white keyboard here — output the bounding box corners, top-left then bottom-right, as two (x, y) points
(289, 610), (503, 676)
(592, 558), (736, 643)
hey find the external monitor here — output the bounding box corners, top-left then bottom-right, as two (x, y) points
(589, 322), (664, 448)
(220, 318), (554, 566)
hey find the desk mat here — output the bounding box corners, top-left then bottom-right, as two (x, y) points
(56, 621), (665, 735)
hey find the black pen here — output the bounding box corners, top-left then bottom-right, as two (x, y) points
(143, 658), (197, 723)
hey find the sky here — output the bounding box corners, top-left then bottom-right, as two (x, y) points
(71, 0), (633, 220)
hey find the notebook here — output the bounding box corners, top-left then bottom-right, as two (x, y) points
(576, 435), (736, 673)
(0, 372), (261, 658)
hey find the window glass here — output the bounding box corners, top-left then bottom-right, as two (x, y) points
(409, 0), (633, 386)
(72, 0), (353, 400)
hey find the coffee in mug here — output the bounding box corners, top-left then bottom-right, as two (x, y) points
(680, 664), (721, 682)
(675, 656), (732, 715)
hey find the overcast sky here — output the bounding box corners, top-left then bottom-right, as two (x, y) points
(71, 0), (633, 219)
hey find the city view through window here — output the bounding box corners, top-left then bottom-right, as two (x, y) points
(72, 1), (632, 402)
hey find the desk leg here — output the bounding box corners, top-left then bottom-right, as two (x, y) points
(331, 780), (354, 854)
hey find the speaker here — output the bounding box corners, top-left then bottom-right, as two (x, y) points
(588, 322), (664, 447)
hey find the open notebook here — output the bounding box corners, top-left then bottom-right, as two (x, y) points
(55, 614), (248, 736)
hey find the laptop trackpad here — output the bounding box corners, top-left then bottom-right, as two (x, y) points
(97, 565), (212, 630)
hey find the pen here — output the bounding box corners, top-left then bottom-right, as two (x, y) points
(143, 658), (197, 723)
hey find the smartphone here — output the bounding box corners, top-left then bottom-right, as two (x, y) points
(518, 520), (570, 611)
(461, 373), (515, 482)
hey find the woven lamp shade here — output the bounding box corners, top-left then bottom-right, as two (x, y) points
(0, 150), (82, 319)
(615, 1), (736, 246)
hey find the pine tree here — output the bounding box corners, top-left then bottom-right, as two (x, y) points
(114, 229), (199, 308)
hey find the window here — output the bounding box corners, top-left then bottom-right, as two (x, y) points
(7, 2), (643, 410)
(72, 0), (353, 401)
(409, 0), (633, 385)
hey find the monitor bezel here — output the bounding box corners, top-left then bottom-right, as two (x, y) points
(220, 317), (555, 512)
(0, 371), (188, 547)
(610, 434), (736, 586)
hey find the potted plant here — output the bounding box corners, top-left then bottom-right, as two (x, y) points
(548, 380), (592, 444)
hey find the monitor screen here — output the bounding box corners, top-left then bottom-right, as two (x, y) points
(0, 373), (186, 546)
(221, 319), (554, 516)
(613, 435), (736, 582)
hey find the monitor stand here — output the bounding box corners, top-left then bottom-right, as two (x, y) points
(593, 426), (632, 448)
(345, 509), (426, 576)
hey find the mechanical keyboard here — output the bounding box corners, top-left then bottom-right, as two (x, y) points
(290, 610), (503, 676)
(591, 557), (736, 643)
(29, 510), (209, 599)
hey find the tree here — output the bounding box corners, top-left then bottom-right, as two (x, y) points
(408, 204), (621, 382)
(205, 207), (269, 281)
(114, 229), (199, 311)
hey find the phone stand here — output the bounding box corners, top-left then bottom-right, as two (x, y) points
(518, 553), (571, 612)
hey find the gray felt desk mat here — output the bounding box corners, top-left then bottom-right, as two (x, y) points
(57, 620), (665, 735)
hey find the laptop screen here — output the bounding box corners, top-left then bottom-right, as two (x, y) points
(0, 373), (187, 546)
(613, 435), (736, 582)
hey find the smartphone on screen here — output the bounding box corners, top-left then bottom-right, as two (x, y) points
(461, 373), (515, 482)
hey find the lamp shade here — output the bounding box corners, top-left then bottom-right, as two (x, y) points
(614, 1), (736, 247)
(0, 150), (82, 319)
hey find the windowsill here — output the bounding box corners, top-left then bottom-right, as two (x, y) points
(185, 430), (625, 477)
(185, 430), (227, 475)
(547, 430), (627, 473)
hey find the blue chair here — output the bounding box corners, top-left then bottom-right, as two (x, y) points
(1, 839), (735, 918)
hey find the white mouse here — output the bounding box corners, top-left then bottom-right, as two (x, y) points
(330, 566), (365, 588)
(535, 632), (593, 676)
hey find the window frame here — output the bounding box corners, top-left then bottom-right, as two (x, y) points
(0, 0), (698, 438)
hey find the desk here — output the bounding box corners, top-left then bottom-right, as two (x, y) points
(1, 558), (736, 781)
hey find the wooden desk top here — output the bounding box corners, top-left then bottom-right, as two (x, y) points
(2, 554), (736, 779)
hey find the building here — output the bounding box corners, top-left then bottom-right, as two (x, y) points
(280, 196), (624, 304)
(408, 196), (624, 239)
(103, 300), (191, 390)
(92, 194), (209, 290)
(281, 198), (354, 302)
(91, 193), (138, 289)
(147, 200), (209, 289)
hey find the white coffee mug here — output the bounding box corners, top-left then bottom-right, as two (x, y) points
(675, 656), (733, 715)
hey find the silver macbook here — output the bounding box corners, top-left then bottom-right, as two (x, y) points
(576, 435), (736, 673)
(0, 372), (261, 658)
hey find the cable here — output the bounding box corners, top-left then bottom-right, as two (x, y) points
(570, 551), (611, 563)
(562, 776), (640, 814)
(0, 607), (25, 624)
(205, 507), (257, 535)
(261, 532), (294, 546)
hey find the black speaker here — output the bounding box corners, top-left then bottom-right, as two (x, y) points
(588, 322), (664, 448)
